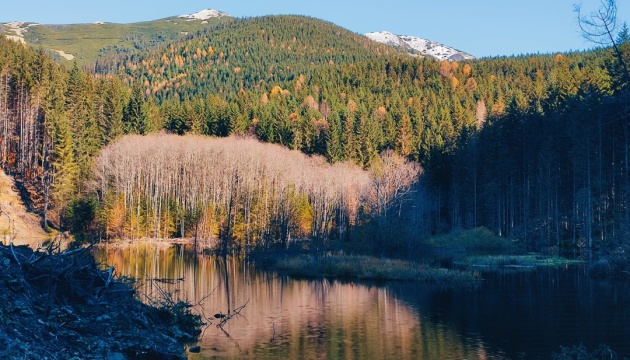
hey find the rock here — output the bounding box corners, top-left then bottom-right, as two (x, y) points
(189, 345), (201, 353)
(96, 314), (112, 322)
(107, 352), (126, 360)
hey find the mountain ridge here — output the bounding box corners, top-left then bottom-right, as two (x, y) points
(1, 9), (473, 66)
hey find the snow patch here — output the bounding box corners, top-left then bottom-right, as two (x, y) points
(365, 31), (475, 61)
(178, 9), (229, 21)
(54, 49), (75, 61)
(5, 35), (25, 44)
(364, 31), (402, 47)
(2, 21), (30, 45)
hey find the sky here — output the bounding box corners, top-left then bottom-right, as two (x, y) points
(2, 1), (630, 58)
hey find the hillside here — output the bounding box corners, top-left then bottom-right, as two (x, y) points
(0, 9), (231, 67)
(100, 15), (403, 101)
(2, 9), (473, 68)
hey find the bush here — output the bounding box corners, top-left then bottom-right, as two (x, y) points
(426, 227), (518, 255)
(589, 254), (630, 279)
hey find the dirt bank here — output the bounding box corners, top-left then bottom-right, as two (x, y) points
(0, 169), (48, 247)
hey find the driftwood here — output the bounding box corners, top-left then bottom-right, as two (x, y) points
(216, 299), (250, 331)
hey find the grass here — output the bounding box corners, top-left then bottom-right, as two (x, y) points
(4, 16), (231, 67)
(455, 255), (583, 270)
(270, 254), (482, 287)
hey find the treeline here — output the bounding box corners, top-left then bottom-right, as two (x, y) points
(93, 134), (421, 250)
(450, 50), (630, 251)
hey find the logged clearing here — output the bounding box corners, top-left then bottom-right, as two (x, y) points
(0, 169), (48, 247)
(0, 243), (203, 359)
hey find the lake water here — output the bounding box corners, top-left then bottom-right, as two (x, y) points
(94, 244), (630, 359)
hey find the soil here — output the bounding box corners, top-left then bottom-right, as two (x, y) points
(0, 169), (48, 247)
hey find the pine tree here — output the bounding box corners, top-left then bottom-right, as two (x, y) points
(50, 113), (78, 227)
(123, 84), (148, 135)
(98, 78), (124, 145)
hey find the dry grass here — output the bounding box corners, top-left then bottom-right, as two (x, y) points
(272, 254), (482, 287)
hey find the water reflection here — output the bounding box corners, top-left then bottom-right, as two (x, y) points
(95, 244), (630, 359)
(95, 244), (500, 359)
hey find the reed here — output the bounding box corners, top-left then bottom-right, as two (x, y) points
(456, 255), (582, 270)
(271, 254), (482, 286)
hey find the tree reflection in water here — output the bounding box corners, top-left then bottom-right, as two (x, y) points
(95, 243), (630, 359)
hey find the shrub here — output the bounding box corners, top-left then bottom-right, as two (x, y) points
(426, 227), (518, 255)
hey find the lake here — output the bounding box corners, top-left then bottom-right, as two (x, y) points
(94, 244), (630, 359)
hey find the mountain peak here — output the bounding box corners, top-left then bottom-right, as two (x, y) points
(365, 31), (475, 61)
(177, 9), (230, 21)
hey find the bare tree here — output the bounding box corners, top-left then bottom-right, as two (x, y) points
(369, 150), (422, 220)
(93, 135), (426, 251)
(575, 0), (630, 85)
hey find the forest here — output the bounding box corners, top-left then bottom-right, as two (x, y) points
(1, 11), (630, 256)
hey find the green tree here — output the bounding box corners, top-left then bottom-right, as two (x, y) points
(123, 84), (148, 134)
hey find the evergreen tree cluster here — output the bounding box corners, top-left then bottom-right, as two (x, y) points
(0, 37), (145, 229)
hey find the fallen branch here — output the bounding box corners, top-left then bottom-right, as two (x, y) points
(10, 242), (21, 268)
(104, 266), (114, 288)
(217, 299), (250, 329)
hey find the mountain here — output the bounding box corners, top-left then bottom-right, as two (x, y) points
(2, 9), (472, 66)
(365, 31), (475, 61)
(102, 15), (404, 102)
(0, 9), (232, 66)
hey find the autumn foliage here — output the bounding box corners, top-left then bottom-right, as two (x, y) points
(94, 134), (420, 250)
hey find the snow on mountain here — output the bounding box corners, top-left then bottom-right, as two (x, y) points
(1, 22), (40, 45)
(365, 31), (475, 61)
(178, 9), (230, 21)
(365, 31), (404, 47)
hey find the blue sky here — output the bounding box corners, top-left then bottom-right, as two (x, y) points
(3, 1), (630, 57)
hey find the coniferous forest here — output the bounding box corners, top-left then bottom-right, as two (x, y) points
(2, 13), (630, 256)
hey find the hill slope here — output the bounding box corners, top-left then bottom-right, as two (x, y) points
(0, 170), (47, 247)
(0, 9), (231, 66)
(103, 15), (404, 101)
